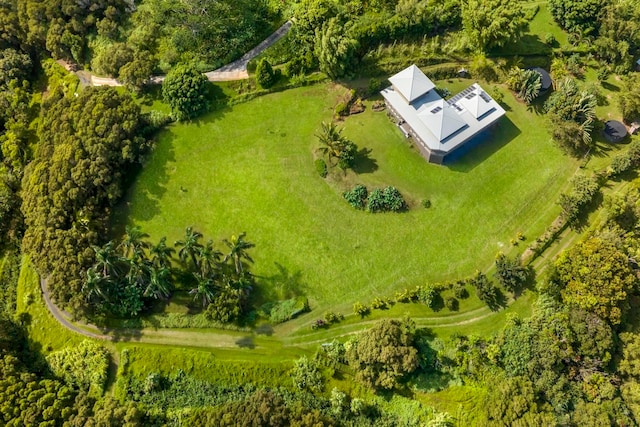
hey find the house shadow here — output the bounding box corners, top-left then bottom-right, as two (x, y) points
(236, 336), (255, 349)
(445, 116), (521, 173)
(352, 147), (378, 174)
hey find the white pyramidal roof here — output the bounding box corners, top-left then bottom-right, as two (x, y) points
(388, 65), (435, 103)
(456, 86), (495, 119)
(417, 99), (467, 141)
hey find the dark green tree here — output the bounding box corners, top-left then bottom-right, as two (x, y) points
(462, 0), (528, 51)
(162, 63), (209, 121)
(315, 17), (359, 79)
(256, 58), (276, 89)
(346, 318), (419, 390)
(555, 237), (636, 325)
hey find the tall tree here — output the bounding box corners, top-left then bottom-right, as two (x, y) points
(347, 319), (419, 390)
(555, 237), (637, 325)
(162, 63), (209, 121)
(175, 226), (203, 270)
(462, 0), (528, 51)
(223, 233), (255, 276)
(315, 17), (359, 79)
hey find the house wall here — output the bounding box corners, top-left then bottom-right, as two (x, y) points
(385, 100), (445, 164)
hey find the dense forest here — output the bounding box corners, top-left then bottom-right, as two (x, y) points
(2, 0), (640, 425)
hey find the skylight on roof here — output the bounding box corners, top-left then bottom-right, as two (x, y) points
(465, 93), (477, 100)
(430, 106), (442, 114)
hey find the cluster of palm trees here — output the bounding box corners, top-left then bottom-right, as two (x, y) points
(82, 226), (255, 317)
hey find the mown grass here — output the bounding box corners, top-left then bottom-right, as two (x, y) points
(117, 344), (297, 388)
(16, 256), (87, 353)
(112, 81), (576, 318)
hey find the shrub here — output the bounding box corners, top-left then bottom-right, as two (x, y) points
(422, 199), (432, 208)
(344, 185), (368, 210)
(371, 297), (389, 310)
(353, 302), (371, 317)
(292, 356), (324, 392)
(367, 188), (386, 212)
(268, 297), (310, 324)
(368, 78), (384, 95)
(597, 67), (610, 83)
(543, 33), (557, 46)
(445, 297), (459, 311)
(334, 102), (348, 116)
(311, 319), (327, 330)
(47, 340), (110, 397)
(315, 158), (328, 178)
(558, 174), (599, 222)
(382, 186), (406, 212)
(454, 282), (469, 299)
(418, 286), (438, 308)
(162, 63), (209, 121)
(324, 311), (344, 324)
(256, 58), (276, 89)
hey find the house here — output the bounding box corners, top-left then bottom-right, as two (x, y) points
(381, 65), (506, 164)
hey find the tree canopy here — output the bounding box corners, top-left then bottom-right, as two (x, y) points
(162, 63), (209, 121)
(555, 237), (637, 325)
(347, 318), (419, 390)
(462, 0), (528, 51)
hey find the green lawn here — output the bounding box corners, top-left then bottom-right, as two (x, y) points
(113, 82), (576, 317)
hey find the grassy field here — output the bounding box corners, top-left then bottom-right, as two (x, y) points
(16, 257), (88, 353)
(113, 81), (576, 317)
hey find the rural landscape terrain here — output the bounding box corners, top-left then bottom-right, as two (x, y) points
(2, 0), (640, 425)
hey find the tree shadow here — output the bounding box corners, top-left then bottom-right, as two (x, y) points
(110, 129), (177, 235)
(236, 336), (255, 349)
(254, 323), (274, 336)
(602, 81), (620, 92)
(446, 116), (521, 173)
(352, 147), (378, 174)
(255, 262), (307, 302)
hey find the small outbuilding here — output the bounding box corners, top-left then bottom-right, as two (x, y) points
(603, 120), (628, 143)
(529, 67), (553, 92)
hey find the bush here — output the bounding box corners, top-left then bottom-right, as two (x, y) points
(315, 158), (328, 178)
(445, 297), (459, 311)
(268, 297), (310, 324)
(256, 58), (276, 89)
(418, 286), (438, 308)
(324, 311), (344, 324)
(162, 63), (209, 121)
(558, 174), (599, 222)
(382, 186), (406, 212)
(454, 282), (469, 299)
(367, 188), (386, 212)
(334, 102), (348, 116)
(371, 297), (390, 310)
(422, 199), (432, 209)
(353, 302), (371, 317)
(368, 78), (384, 95)
(543, 33), (557, 46)
(344, 185), (368, 210)
(292, 356), (324, 392)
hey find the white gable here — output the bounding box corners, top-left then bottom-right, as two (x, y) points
(417, 99), (467, 142)
(388, 65), (436, 103)
(456, 86), (496, 119)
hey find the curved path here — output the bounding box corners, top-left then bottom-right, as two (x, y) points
(89, 20), (292, 87)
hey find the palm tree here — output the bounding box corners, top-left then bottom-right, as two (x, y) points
(197, 239), (223, 277)
(144, 265), (172, 300)
(92, 241), (125, 278)
(150, 237), (175, 269)
(175, 226), (203, 270)
(82, 267), (109, 302)
(223, 232), (255, 276)
(120, 226), (150, 261)
(189, 272), (218, 308)
(316, 121), (347, 165)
